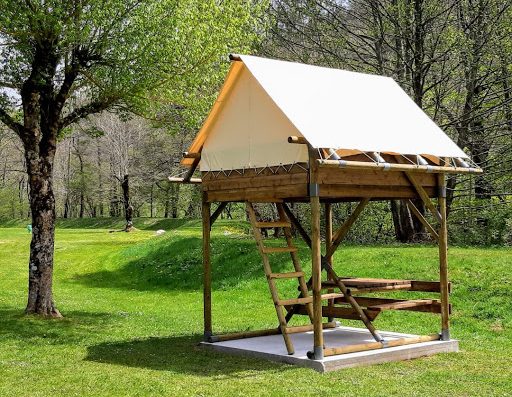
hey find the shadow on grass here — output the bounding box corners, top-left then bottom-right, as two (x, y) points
(0, 306), (115, 345)
(86, 335), (290, 376)
(0, 217), (192, 230)
(73, 234), (297, 292)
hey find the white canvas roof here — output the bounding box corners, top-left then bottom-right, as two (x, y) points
(185, 55), (468, 172)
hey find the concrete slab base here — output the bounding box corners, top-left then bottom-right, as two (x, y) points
(200, 326), (458, 372)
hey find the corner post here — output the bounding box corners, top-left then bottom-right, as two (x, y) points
(325, 202), (335, 323)
(202, 191), (212, 341)
(310, 158), (324, 359)
(438, 172), (450, 340)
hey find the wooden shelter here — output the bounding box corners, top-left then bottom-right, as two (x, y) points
(171, 55), (482, 360)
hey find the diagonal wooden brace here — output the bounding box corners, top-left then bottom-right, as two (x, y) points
(405, 199), (439, 242)
(282, 201), (383, 342)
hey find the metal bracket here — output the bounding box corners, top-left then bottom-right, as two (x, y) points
(438, 186), (447, 198)
(440, 329), (450, 341)
(309, 183), (320, 197)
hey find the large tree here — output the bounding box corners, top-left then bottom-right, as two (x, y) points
(0, 0), (264, 317)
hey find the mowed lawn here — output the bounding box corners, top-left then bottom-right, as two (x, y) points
(0, 220), (511, 396)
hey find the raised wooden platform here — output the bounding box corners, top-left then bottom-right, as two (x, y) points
(201, 325), (459, 372)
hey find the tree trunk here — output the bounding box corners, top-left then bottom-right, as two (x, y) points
(25, 148), (61, 317)
(121, 174), (134, 231)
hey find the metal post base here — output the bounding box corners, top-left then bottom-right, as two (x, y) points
(440, 329), (450, 341)
(204, 331), (213, 342)
(307, 346), (324, 360)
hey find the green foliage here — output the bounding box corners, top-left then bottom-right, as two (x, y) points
(0, 0), (268, 126)
(0, 222), (511, 396)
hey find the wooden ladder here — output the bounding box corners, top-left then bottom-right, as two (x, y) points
(246, 202), (343, 354)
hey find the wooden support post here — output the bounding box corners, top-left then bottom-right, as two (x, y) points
(309, 149), (324, 360)
(325, 203), (335, 323)
(183, 156), (200, 183)
(310, 194), (324, 359)
(202, 193), (212, 340)
(438, 173), (450, 340)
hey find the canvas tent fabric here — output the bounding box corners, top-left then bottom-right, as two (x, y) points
(186, 55), (468, 172)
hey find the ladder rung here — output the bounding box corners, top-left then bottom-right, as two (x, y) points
(278, 296), (312, 306)
(368, 299), (436, 311)
(255, 221), (291, 228)
(270, 271), (305, 279)
(262, 246), (298, 254)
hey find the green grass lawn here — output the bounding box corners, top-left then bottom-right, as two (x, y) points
(0, 220), (511, 396)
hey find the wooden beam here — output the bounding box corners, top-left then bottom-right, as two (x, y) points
(404, 172), (442, 222)
(288, 135), (308, 144)
(405, 199), (439, 242)
(209, 327), (280, 342)
(183, 156), (200, 183)
(317, 159), (482, 174)
(202, 193), (212, 340)
(327, 198), (370, 258)
(210, 202), (227, 227)
(282, 203), (312, 247)
(325, 202), (335, 323)
(438, 172), (450, 340)
(182, 152), (201, 159)
(168, 176), (202, 184)
(323, 334), (440, 356)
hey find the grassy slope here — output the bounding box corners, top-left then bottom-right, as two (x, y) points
(0, 221), (510, 397)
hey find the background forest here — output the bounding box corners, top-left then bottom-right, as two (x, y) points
(1, 0), (511, 246)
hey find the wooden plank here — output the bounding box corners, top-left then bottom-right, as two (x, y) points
(209, 328), (281, 342)
(289, 304), (381, 321)
(261, 246), (298, 254)
(338, 277), (411, 288)
(317, 167), (437, 187)
(320, 184), (437, 199)
(205, 184), (307, 203)
(269, 271), (304, 279)
(283, 322), (337, 334)
(321, 293), (345, 300)
(320, 279), (451, 293)
(367, 299), (436, 311)
(203, 172), (307, 191)
(323, 334), (441, 356)
(279, 296), (312, 306)
(410, 280), (451, 293)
